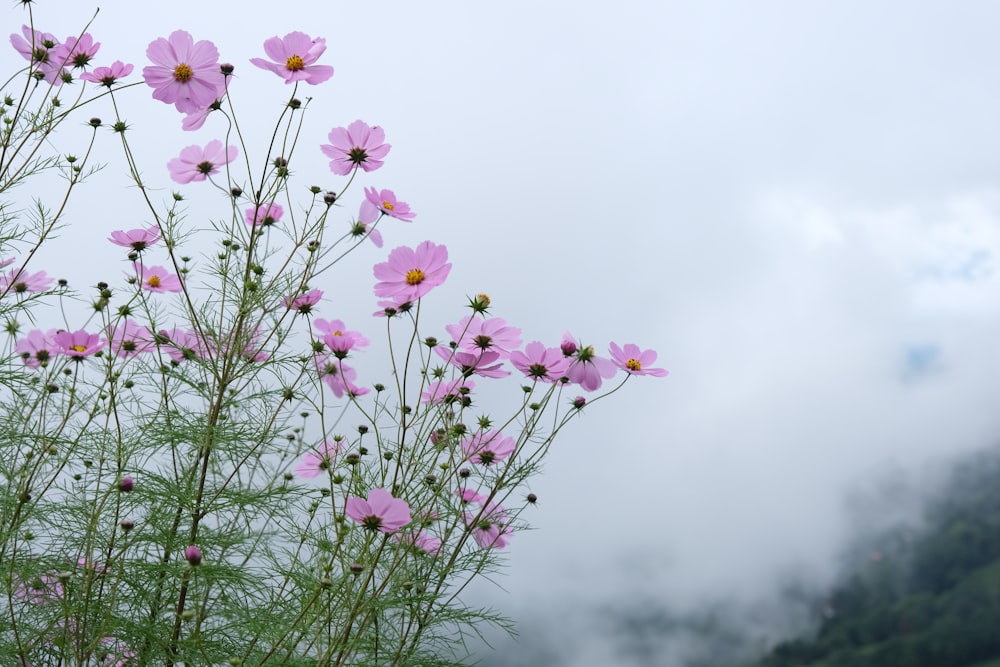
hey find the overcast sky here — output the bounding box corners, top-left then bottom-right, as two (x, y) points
(7, 1), (1000, 663)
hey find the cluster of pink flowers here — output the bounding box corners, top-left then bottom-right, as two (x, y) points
(10, 25), (102, 85)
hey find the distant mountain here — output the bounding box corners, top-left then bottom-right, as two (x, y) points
(736, 446), (1000, 667)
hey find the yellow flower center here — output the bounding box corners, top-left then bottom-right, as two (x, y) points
(332, 331), (343, 336)
(173, 63), (193, 83)
(381, 200), (395, 211)
(405, 269), (425, 285)
(286, 55), (305, 71)
(146, 275), (162, 288)
(626, 358), (641, 371)
(70, 345), (87, 353)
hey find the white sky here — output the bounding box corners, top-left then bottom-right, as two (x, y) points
(6, 0), (1000, 662)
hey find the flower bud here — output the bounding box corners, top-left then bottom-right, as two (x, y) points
(118, 476), (134, 493)
(349, 562), (363, 575)
(120, 519), (134, 532)
(185, 545), (202, 566)
(220, 63), (235, 75)
(572, 396), (586, 409)
(323, 191), (337, 205)
(526, 493), (538, 504)
(561, 340), (578, 356)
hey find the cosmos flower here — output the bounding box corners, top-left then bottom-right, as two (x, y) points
(446, 316), (522, 359)
(294, 440), (342, 478)
(80, 59), (133, 87)
(346, 488), (412, 534)
(510, 341), (571, 383)
(608, 342), (669, 377)
(54, 329), (105, 360)
(283, 289), (323, 314)
(15, 329), (58, 369)
(108, 226), (160, 251)
(321, 120), (390, 175)
(143, 30), (225, 113)
(465, 503), (512, 549)
(373, 241), (450, 303)
(244, 202), (284, 227)
(461, 430), (517, 466)
(167, 140), (237, 184)
(133, 263), (183, 293)
(250, 31), (333, 84)
(361, 187), (416, 222)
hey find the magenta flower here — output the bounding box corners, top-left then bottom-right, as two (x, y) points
(361, 187), (416, 222)
(134, 263), (183, 293)
(373, 241), (450, 303)
(466, 503), (512, 549)
(53, 33), (100, 71)
(446, 316), (522, 359)
(156, 327), (203, 362)
(314, 318), (369, 357)
(294, 440), (342, 478)
(109, 226), (160, 251)
(10, 26), (62, 84)
(168, 140), (237, 184)
(108, 320), (154, 359)
(609, 342), (669, 377)
(435, 347), (510, 378)
(15, 329), (58, 369)
(180, 100), (220, 131)
(420, 378), (475, 405)
(250, 31), (333, 84)
(80, 60), (133, 87)
(143, 30), (226, 113)
(461, 430), (517, 466)
(0, 268), (52, 294)
(184, 545), (202, 566)
(346, 488), (412, 533)
(393, 530), (442, 555)
(510, 341), (571, 383)
(283, 289), (323, 314)
(351, 200), (384, 247)
(14, 573), (63, 604)
(562, 332), (617, 391)
(244, 202), (284, 227)
(321, 120), (390, 175)
(54, 329), (105, 360)
(315, 356), (369, 398)
(455, 487), (487, 506)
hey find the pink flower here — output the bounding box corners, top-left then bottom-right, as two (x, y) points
(466, 503), (512, 549)
(244, 202), (284, 227)
(167, 140), (237, 184)
(373, 241), (450, 303)
(315, 356), (369, 398)
(321, 120), (390, 175)
(510, 341), (571, 383)
(80, 60), (134, 87)
(15, 329), (58, 369)
(361, 187), (416, 222)
(156, 327), (203, 362)
(134, 263), (183, 293)
(562, 332), (617, 391)
(0, 268), (52, 294)
(108, 226), (160, 251)
(352, 200), (383, 247)
(143, 30), (225, 113)
(180, 100), (220, 131)
(609, 342), (669, 377)
(446, 316), (522, 359)
(346, 488), (412, 533)
(294, 440), (342, 478)
(435, 347), (510, 378)
(10, 26), (62, 84)
(461, 430), (516, 466)
(14, 572), (63, 604)
(393, 530), (442, 555)
(52, 33), (100, 71)
(54, 329), (105, 360)
(283, 289), (322, 314)
(314, 318), (369, 357)
(97, 637), (137, 667)
(455, 487), (487, 506)
(108, 320), (154, 358)
(250, 31), (333, 84)
(420, 378), (474, 405)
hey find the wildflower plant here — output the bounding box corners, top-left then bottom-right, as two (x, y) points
(0, 5), (668, 666)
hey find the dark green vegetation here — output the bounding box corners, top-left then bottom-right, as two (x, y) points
(742, 447), (1000, 667)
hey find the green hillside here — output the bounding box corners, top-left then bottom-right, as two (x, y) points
(740, 448), (1000, 667)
